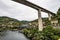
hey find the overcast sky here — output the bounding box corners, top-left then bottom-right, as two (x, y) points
(0, 0), (60, 21)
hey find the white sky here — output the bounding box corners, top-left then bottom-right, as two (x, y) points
(0, 0), (60, 21)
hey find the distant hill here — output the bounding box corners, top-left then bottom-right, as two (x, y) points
(30, 18), (48, 22)
(20, 20), (30, 24)
(0, 16), (29, 28)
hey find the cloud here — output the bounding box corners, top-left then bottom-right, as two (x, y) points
(0, 9), (11, 16)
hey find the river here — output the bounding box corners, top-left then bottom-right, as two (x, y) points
(0, 31), (29, 40)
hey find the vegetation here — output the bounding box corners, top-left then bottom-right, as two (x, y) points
(57, 8), (60, 24)
(23, 26), (60, 40)
(0, 16), (20, 26)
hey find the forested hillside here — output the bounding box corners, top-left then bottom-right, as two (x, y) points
(0, 16), (24, 28)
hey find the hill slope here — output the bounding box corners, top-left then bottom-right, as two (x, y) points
(0, 16), (22, 28)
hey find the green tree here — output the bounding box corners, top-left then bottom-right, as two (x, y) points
(57, 8), (60, 23)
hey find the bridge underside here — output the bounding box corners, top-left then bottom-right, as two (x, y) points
(12, 0), (55, 16)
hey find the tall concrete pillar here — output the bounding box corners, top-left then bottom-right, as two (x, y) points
(48, 13), (51, 21)
(38, 9), (43, 31)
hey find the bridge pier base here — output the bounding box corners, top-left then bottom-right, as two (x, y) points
(38, 9), (43, 31)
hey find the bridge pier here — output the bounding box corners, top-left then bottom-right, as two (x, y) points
(38, 9), (43, 31)
(48, 13), (51, 21)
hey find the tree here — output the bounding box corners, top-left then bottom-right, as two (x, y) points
(57, 8), (60, 23)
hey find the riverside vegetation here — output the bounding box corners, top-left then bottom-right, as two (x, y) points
(23, 26), (60, 40)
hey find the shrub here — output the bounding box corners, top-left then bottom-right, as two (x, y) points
(23, 26), (60, 40)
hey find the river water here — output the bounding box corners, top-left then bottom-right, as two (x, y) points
(0, 31), (29, 40)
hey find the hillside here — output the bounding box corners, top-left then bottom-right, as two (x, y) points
(0, 16), (28, 28)
(30, 18), (48, 22)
